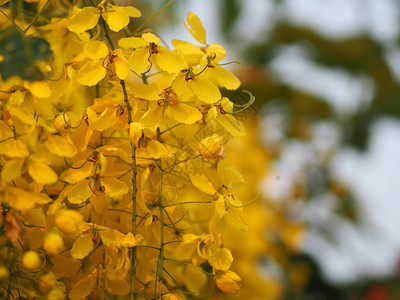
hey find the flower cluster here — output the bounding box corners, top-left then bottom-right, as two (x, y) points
(0, 1), (255, 299)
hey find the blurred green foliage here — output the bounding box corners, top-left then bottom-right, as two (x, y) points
(0, 27), (51, 80)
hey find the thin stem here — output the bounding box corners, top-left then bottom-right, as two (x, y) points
(23, 0), (50, 34)
(163, 268), (190, 300)
(134, 0), (174, 34)
(121, 79), (138, 300)
(0, 9), (24, 34)
(164, 258), (214, 276)
(159, 123), (182, 135)
(136, 245), (160, 251)
(154, 127), (165, 299)
(163, 201), (213, 208)
(90, 0), (115, 50)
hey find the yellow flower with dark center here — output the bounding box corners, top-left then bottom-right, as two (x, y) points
(77, 41), (129, 86)
(67, 0), (141, 33)
(119, 32), (185, 74)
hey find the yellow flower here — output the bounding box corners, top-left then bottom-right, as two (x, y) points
(139, 86), (202, 131)
(173, 67), (221, 104)
(177, 13), (241, 90)
(206, 97), (246, 137)
(119, 32), (185, 74)
(129, 122), (169, 159)
(67, 1), (141, 33)
(197, 233), (233, 271)
(190, 161), (250, 231)
(202, 44), (241, 90)
(215, 270), (242, 294)
(77, 41), (129, 86)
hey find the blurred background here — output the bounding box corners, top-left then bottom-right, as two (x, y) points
(143, 0), (400, 299)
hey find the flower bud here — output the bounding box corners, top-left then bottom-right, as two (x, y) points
(43, 233), (64, 255)
(39, 272), (57, 293)
(48, 286), (66, 300)
(55, 210), (83, 234)
(215, 270), (241, 294)
(22, 250), (41, 270)
(198, 134), (225, 162)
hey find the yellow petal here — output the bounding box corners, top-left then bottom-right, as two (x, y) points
(156, 47), (185, 73)
(172, 39), (204, 65)
(145, 140), (168, 159)
(106, 6), (129, 32)
(8, 90), (24, 105)
(68, 181), (92, 204)
(7, 105), (35, 125)
(98, 229), (125, 246)
(45, 135), (77, 157)
(77, 60), (106, 86)
(23, 81), (51, 98)
(70, 121), (93, 153)
(8, 188), (52, 211)
(209, 66), (240, 90)
(28, 161), (58, 184)
(225, 206), (250, 231)
(190, 174), (216, 195)
(67, 7), (99, 33)
(185, 12), (206, 45)
(206, 43), (226, 62)
(118, 37), (147, 49)
(84, 40), (108, 60)
(217, 161), (244, 188)
(62, 162), (93, 184)
(140, 105), (163, 131)
(115, 56), (130, 80)
(90, 194), (108, 213)
(119, 5), (141, 18)
(99, 152), (108, 175)
(217, 114), (246, 137)
(129, 122), (144, 146)
(87, 106), (116, 131)
(129, 48), (151, 74)
(130, 83), (160, 101)
(0, 139), (29, 158)
(1, 159), (23, 182)
(102, 177), (129, 198)
(69, 276), (93, 299)
(142, 32), (161, 44)
(208, 248), (233, 271)
(108, 280), (130, 296)
(168, 103), (202, 124)
(215, 195), (226, 218)
(123, 233), (143, 247)
(71, 234), (94, 259)
(189, 77), (221, 103)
